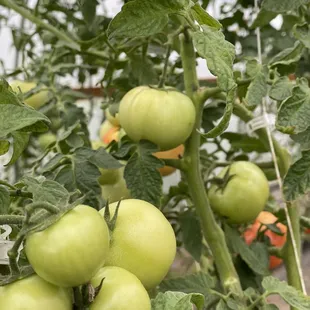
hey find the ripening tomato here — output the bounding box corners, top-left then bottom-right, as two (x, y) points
(25, 205), (110, 287)
(154, 144), (185, 176)
(102, 127), (126, 145)
(105, 108), (120, 127)
(244, 211), (287, 269)
(0, 275), (72, 310)
(89, 266), (151, 310)
(99, 120), (116, 142)
(119, 86), (195, 151)
(10, 80), (50, 109)
(99, 199), (176, 289)
(208, 161), (270, 224)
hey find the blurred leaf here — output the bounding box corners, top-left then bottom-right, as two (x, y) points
(201, 101), (225, 133)
(261, 0), (310, 13)
(0, 140), (9, 155)
(294, 23), (310, 49)
(191, 4), (222, 29)
(6, 132), (30, 166)
(291, 126), (310, 150)
(269, 76), (293, 101)
(79, 0), (98, 26)
(193, 26), (236, 91)
(251, 8), (277, 29)
(0, 186), (10, 215)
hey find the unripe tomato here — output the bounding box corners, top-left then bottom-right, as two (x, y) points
(244, 211), (287, 269)
(208, 161), (270, 224)
(10, 80), (49, 109)
(91, 141), (121, 185)
(99, 120), (116, 142)
(99, 199), (176, 289)
(25, 205), (110, 287)
(38, 132), (56, 150)
(0, 275), (72, 310)
(154, 144), (184, 176)
(89, 266), (151, 310)
(119, 86), (195, 151)
(101, 169), (130, 202)
(105, 109), (120, 127)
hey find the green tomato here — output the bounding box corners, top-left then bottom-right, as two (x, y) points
(101, 170), (130, 202)
(99, 199), (176, 289)
(119, 86), (195, 150)
(90, 266), (150, 310)
(0, 275), (72, 310)
(38, 132), (56, 150)
(208, 161), (270, 224)
(10, 80), (50, 109)
(25, 205), (110, 287)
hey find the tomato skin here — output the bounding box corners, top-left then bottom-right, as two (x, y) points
(89, 266), (151, 310)
(244, 211), (287, 269)
(154, 144), (184, 176)
(25, 205), (110, 287)
(0, 275), (72, 310)
(105, 109), (120, 127)
(10, 80), (49, 109)
(99, 199), (176, 289)
(119, 86), (195, 151)
(208, 161), (270, 224)
(38, 132), (56, 150)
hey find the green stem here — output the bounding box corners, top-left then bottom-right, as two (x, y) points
(7, 232), (25, 275)
(199, 86), (222, 104)
(179, 31), (243, 296)
(161, 158), (185, 171)
(25, 202), (59, 220)
(0, 215), (24, 225)
(158, 44), (171, 88)
(0, 180), (15, 190)
(9, 190), (33, 198)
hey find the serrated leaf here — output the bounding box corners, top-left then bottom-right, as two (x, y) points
(6, 132), (30, 166)
(179, 209), (202, 261)
(222, 132), (268, 153)
(276, 83), (310, 134)
(91, 147), (123, 170)
(250, 8), (278, 29)
(244, 69), (267, 106)
(151, 291), (204, 310)
(261, 0), (310, 13)
(201, 87), (235, 138)
(108, 0), (190, 39)
(0, 186), (10, 214)
(291, 127), (310, 150)
(262, 276), (310, 309)
(191, 4), (222, 29)
(293, 23), (310, 49)
(193, 26), (236, 91)
(225, 225), (269, 276)
(124, 140), (163, 205)
(269, 42), (304, 68)
(283, 151), (310, 201)
(0, 140), (10, 155)
(269, 77), (294, 101)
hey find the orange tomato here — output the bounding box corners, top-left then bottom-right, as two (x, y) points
(243, 211), (287, 270)
(154, 145), (184, 176)
(102, 127), (120, 144)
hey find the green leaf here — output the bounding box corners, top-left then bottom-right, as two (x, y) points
(269, 41), (304, 68)
(6, 132), (30, 166)
(124, 140), (163, 206)
(193, 26), (236, 91)
(293, 23), (310, 49)
(222, 132), (268, 153)
(283, 151), (310, 201)
(276, 83), (310, 134)
(216, 299), (230, 310)
(129, 55), (158, 85)
(179, 209), (202, 261)
(0, 186), (10, 215)
(201, 100), (225, 133)
(0, 140), (10, 155)
(201, 87), (236, 138)
(250, 8), (278, 29)
(79, 0), (98, 25)
(107, 0), (190, 39)
(190, 4), (222, 29)
(91, 148), (123, 170)
(291, 126), (310, 150)
(261, 0), (310, 13)
(269, 77), (294, 101)
(262, 276), (310, 309)
(225, 225), (269, 276)
(244, 67), (267, 106)
(151, 291), (205, 310)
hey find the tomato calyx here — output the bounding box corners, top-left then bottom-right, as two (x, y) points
(208, 167), (236, 194)
(102, 200), (121, 231)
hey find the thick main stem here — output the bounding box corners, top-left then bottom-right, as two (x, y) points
(179, 32), (243, 296)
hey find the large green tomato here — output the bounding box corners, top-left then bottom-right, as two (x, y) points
(25, 205), (110, 287)
(119, 86), (195, 150)
(208, 161), (270, 224)
(99, 199), (176, 289)
(90, 266), (150, 310)
(10, 80), (49, 109)
(0, 275), (72, 310)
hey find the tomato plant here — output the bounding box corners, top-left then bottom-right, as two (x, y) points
(208, 161), (270, 224)
(0, 0), (310, 309)
(89, 266), (151, 310)
(0, 275), (72, 310)
(100, 199), (176, 289)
